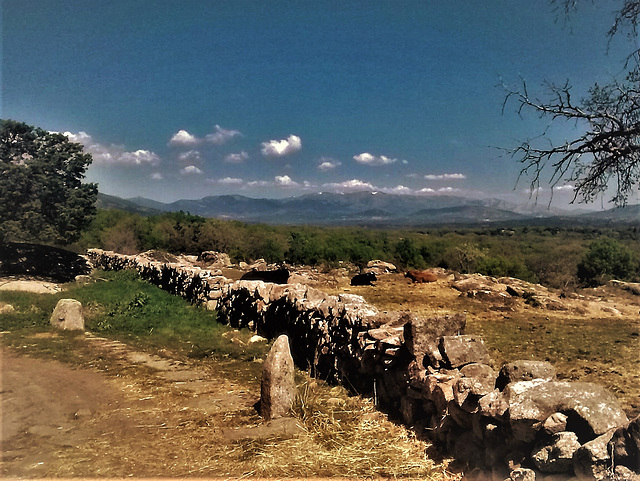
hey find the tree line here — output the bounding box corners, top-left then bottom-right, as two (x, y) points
(76, 208), (640, 289)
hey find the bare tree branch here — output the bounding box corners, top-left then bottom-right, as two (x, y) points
(505, 1), (640, 206)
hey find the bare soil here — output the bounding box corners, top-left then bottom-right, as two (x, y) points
(1, 333), (267, 478)
(1, 323), (452, 479)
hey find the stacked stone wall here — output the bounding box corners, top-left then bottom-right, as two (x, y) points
(87, 249), (639, 480)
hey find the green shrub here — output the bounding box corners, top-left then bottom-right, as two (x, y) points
(577, 238), (637, 286)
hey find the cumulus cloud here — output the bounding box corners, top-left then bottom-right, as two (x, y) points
(169, 129), (199, 146)
(275, 175), (299, 187)
(321, 179), (376, 192)
(353, 152), (397, 166)
(205, 125), (241, 145)
(180, 165), (203, 175)
(424, 173), (466, 180)
(64, 131), (160, 166)
(178, 150), (202, 164)
(64, 131), (92, 145)
(261, 135), (302, 157)
(150, 172), (163, 180)
(317, 158), (341, 172)
(224, 151), (249, 163)
(119, 150), (161, 165)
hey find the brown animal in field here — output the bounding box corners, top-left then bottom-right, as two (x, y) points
(405, 270), (438, 283)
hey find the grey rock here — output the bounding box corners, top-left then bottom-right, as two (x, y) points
(260, 335), (296, 421)
(478, 389), (510, 419)
(440, 335), (492, 369)
(508, 381), (628, 443)
(0, 303), (15, 314)
(507, 468), (536, 481)
(497, 360), (557, 390)
(403, 313), (466, 369)
(532, 431), (581, 473)
(543, 413), (569, 435)
(454, 363), (498, 406)
(614, 466), (640, 480)
(609, 415), (640, 473)
(50, 299), (85, 331)
(572, 430), (615, 481)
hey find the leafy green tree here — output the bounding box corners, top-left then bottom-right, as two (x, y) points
(286, 231), (323, 265)
(394, 238), (424, 268)
(0, 119), (97, 244)
(577, 238), (637, 286)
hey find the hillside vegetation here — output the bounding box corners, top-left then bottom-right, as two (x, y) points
(76, 208), (640, 289)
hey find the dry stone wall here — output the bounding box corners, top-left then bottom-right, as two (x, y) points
(87, 249), (639, 480)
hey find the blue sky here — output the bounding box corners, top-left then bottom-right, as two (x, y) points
(2, 1), (635, 207)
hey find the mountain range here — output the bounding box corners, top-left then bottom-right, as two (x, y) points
(97, 192), (640, 227)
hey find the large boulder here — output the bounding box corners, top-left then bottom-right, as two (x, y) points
(496, 360), (557, 390)
(508, 381), (628, 443)
(439, 335), (491, 369)
(50, 299), (85, 331)
(260, 335), (297, 421)
(403, 313), (466, 369)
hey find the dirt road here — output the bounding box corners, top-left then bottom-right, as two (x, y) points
(1, 335), (264, 478)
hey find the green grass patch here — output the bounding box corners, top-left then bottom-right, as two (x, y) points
(0, 269), (269, 363)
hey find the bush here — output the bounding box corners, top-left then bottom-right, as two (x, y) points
(577, 238), (637, 286)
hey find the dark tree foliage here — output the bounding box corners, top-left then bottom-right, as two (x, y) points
(0, 119), (98, 244)
(505, 1), (640, 206)
(577, 238), (637, 285)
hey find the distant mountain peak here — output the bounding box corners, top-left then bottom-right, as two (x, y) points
(100, 191), (639, 226)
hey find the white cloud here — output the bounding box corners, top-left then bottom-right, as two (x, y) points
(246, 180), (272, 187)
(64, 131), (160, 166)
(353, 152), (397, 166)
(218, 177), (244, 185)
(169, 129), (199, 146)
(64, 131), (92, 145)
(261, 135), (302, 157)
(322, 179), (376, 192)
(417, 187), (436, 194)
(224, 151), (249, 163)
(205, 125), (241, 145)
(178, 150), (202, 164)
(424, 173), (466, 180)
(150, 172), (163, 180)
(381, 185), (412, 195)
(437, 187), (461, 193)
(317, 158), (341, 172)
(180, 165), (203, 175)
(119, 150), (160, 165)
(275, 175), (299, 187)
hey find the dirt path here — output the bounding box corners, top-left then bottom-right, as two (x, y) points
(1, 336), (267, 478)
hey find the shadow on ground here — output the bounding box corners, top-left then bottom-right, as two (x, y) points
(0, 242), (90, 282)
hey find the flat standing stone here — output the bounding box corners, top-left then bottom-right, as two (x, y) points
(260, 335), (296, 421)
